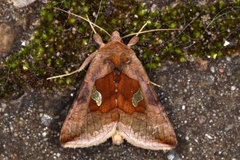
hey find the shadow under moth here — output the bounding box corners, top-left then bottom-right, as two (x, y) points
(48, 8), (177, 150)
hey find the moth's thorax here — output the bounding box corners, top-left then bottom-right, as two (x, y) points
(100, 41), (133, 70)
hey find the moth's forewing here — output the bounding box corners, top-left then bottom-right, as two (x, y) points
(60, 46), (118, 148)
(60, 79), (118, 147)
(118, 53), (177, 150)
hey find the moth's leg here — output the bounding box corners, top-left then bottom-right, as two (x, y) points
(47, 51), (98, 80)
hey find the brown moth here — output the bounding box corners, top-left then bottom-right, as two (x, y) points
(56, 31), (177, 150)
(47, 7), (177, 150)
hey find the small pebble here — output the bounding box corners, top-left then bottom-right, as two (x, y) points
(42, 131), (47, 137)
(230, 86), (236, 91)
(182, 105), (186, 110)
(0, 23), (16, 54)
(41, 114), (53, 126)
(12, 0), (36, 8)
(223, 39), (230, 46)
(205, 133), (213, 139)
(210, 66), (215, 73)
(225, 124), (234, 131)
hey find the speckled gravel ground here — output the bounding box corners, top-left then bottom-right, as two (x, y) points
(0, 1), (239, 160)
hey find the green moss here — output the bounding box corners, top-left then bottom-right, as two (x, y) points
(1, 0), (240, 98)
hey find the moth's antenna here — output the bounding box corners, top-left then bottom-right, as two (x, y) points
(93, 0), (103, 24)
(127, 21), (150, 47)
(86, 15), (97, 34)
(123, 28), (182, 38)
(87, 0), (103, 43)
(136, 21), (150, 37)
(54, 7), (111, 36)
(123, 20), (181, 39)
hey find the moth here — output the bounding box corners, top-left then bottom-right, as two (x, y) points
(48, 8), (177, 150)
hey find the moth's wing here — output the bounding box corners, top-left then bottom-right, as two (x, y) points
(118, 54), (177, 150)
(118, 92), (177, 150)
(60, 81), (117, 148)
(60, 55), (117, 148)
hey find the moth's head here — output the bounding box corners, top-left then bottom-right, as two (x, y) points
(109, 31), (139, 48)
(93, 31), (139, 49)
(110, 31), (122, 42)
(93, 31), (122, 48)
